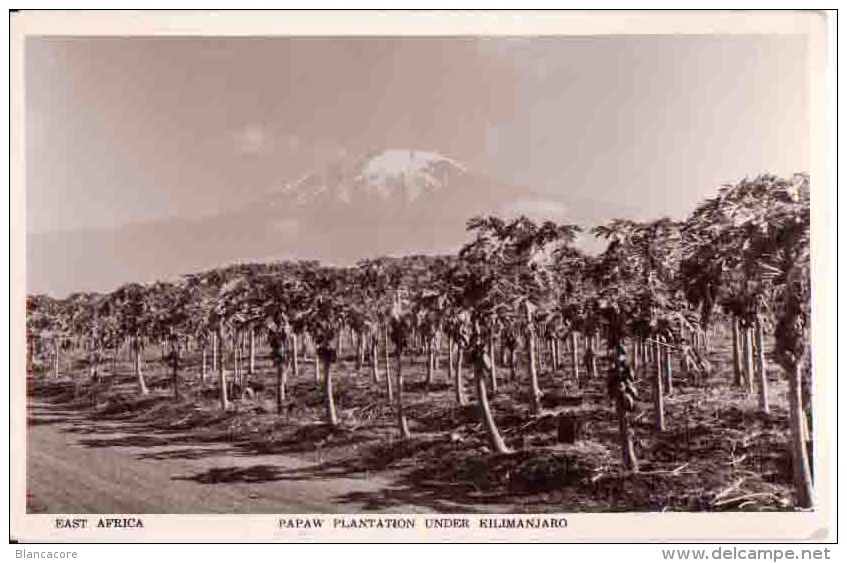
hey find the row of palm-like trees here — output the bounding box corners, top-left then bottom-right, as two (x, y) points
(26, 173), (813, 508)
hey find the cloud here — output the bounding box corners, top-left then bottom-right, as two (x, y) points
(497, 198), (569, 222)
(232, 126), (305, 157)
(233, 124), (268, 154)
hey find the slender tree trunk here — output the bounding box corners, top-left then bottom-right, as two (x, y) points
(276, 361), (286, 415)
(216, 328), (228, 410)
(551, 337), (558, 371)
(323, 356), (338, 427)
(522, 313), (538, 388)
(455, 342), (468, 406)
(571, 332), (580, 384)
(383, 325), (394, 401)
(249, 328), (256, 375)
(631, 339), (639, 372)
(395, 348), (411, 439)
(336, 331), (343, 360)
(355, 330), (364, 376)
(134, 338), (149, 396)
(587, 334), (598, 379)
(652, 339), (665, 431)
(313, 339), (321, 385)
(434, 331), (441, 370)
(558, 337), (566, 369)
(662, 336), (673, 395)
(755, 316), (770, 414)
(171, 348), (180, 401)
(89, 350), (99, 384)
(743, 327), (755, 395)
(212, 331), (218, 373)
(201, 345), (208, 384)
(536, 335), (545, 373)
(425, 337), (434, 390)
(617, 394), (638, 471)
(473, 348), (510, 454)
(489, 333), (498, 394)
(786, 360), (814, 508)
(732, 317), (742, 386)
(53, 338), (60, 380)
(233, 334), (240, 388)
(547, 337), (554, 371)
(231, 336), (237, 387)
(550, 336), (557, 367)
(291, 333), (299, 380)
(447, 337), (456, 386)
(370, 335), (379, 383)
(526, 331), (541, 412)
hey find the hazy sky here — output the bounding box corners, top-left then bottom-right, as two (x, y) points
(26, 35), (809, 234)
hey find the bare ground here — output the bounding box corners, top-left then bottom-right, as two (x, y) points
(26, 335), (803, 514)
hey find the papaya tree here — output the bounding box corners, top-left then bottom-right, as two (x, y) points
(388, 290), (414, 439)
(591, 218), (691, 457)
(450, 238), (510, 452)
(441, 301), (469, 406)
(67, 292), (116, 386)
(724, 173), (814, 507)
(348, 266), (381, 383)
(147, 279), (199, 401)
(26, 295), (56, 374)
(193, 269), (235, 410)
(409, 257), (454, 391)
(251, 271), (297, 413)
(301, 265), (349, 427)
(110, 283), (154, 395)
(463, 216), (581, 414)
(356, 258), (400, 401)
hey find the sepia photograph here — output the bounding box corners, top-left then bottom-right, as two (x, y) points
(9, 9), (836, 543)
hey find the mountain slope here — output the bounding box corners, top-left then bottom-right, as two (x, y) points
(27, 149), (553, 296)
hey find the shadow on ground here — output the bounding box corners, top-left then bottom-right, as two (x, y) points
(27, 350), (799, 513)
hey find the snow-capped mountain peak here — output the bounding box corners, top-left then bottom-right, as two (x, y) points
(273, 149), (469, 206)
(358, 148), (463, 181)
(353, 149), (466, 202)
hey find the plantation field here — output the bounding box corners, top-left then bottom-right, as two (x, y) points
(27, 330), (801, 514)
(25, 174), (814, 513)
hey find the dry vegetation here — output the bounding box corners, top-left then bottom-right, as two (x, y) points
(28, 328), (799, 513)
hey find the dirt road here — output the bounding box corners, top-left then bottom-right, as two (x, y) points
(26, 400), (440, 514)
